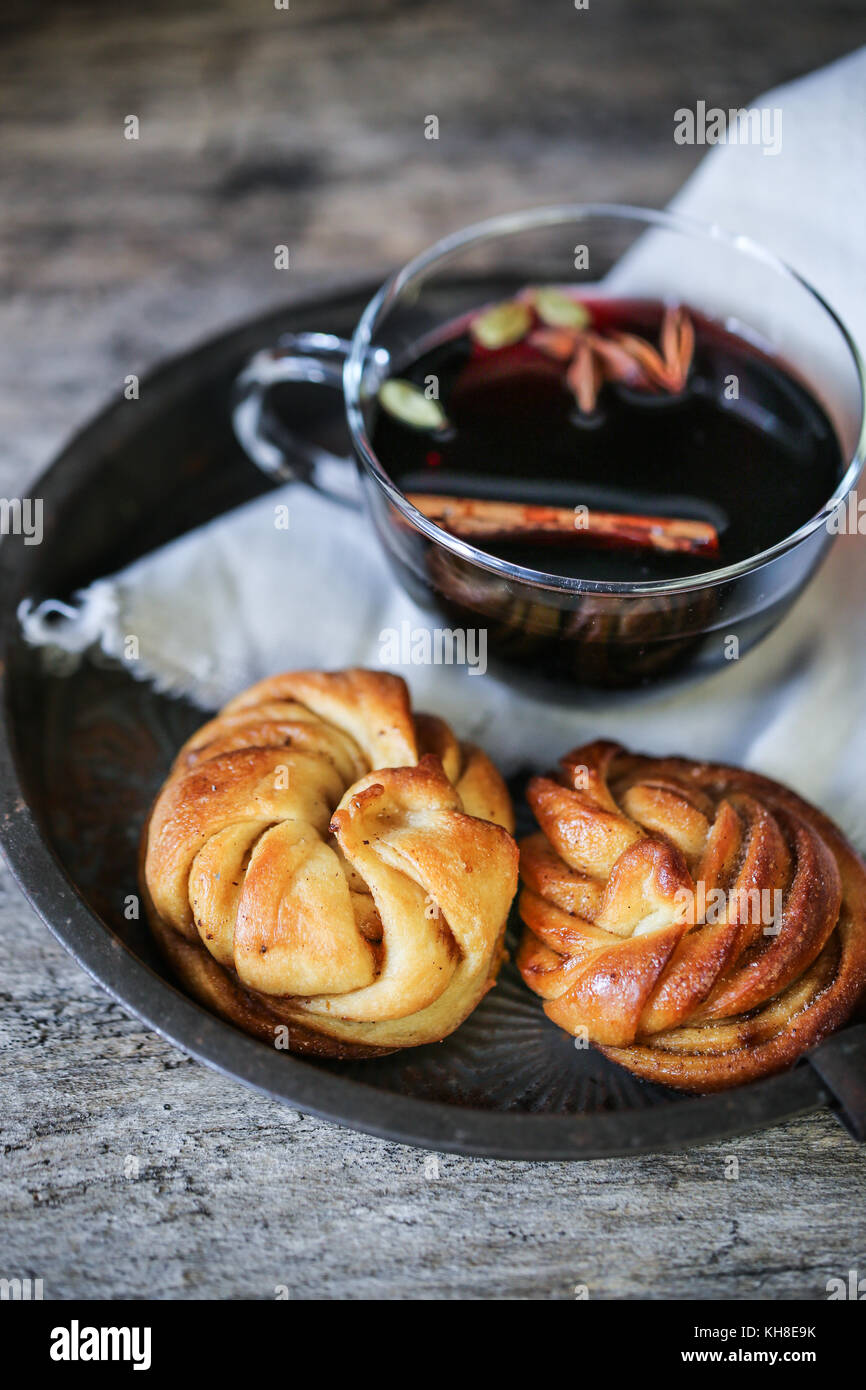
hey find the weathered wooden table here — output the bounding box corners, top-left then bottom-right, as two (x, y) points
(2, 0), (865, 1300)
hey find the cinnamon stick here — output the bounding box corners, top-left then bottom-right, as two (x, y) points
(407, 493), (719, 557)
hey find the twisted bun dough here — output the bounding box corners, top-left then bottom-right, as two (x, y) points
(142, 670), (518, 1056)
(517, 740), (866, 1091)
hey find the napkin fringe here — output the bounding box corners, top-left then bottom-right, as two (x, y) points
(18, 583), (120, 657)
(17, 583), (219, 707)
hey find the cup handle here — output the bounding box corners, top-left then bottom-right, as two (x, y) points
(231, 331), (362, 509)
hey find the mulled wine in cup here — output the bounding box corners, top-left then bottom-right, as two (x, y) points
(233, 206), (866, 700)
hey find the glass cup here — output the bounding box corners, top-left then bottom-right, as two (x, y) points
(231, 204), (866, 702)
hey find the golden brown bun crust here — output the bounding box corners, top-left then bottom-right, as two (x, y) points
(517, 740), (866, 1092)
(141, 669), (517, 1058)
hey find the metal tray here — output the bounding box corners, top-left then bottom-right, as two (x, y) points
(1, 283), (863, 1158)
